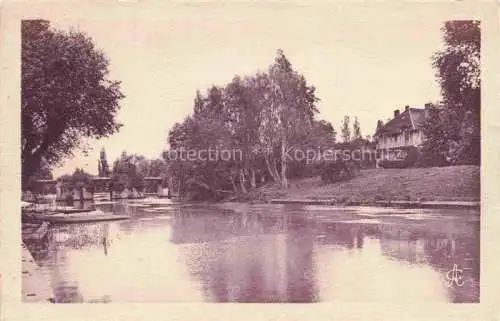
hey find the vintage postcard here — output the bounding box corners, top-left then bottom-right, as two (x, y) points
(1, 1), (499, 320)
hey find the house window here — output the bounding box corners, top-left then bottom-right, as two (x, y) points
(404, 130), (410, 143)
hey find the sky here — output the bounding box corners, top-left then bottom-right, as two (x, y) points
(23, 2), (445, 177)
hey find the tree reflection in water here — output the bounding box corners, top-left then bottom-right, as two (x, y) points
(24, 203), (479, 303)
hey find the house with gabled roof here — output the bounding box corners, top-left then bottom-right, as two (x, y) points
(374, 103), (434, 167)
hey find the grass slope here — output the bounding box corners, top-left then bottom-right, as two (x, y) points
(247, 165), (480, 203)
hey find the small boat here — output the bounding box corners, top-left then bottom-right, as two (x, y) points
(21, 201), (34, 208)
(42, 215), (129, 224)
(29, 210), (129, 224)
(93, 192), (111, 201)
(94, 200), (117, 205)
(54, 207), (94, 214)
(139, 197), (173, 206)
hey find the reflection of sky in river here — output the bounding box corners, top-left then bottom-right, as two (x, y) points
(316, 237), (448, 302)
(66, 223), (203, 302)
(24, 202), (479, 303)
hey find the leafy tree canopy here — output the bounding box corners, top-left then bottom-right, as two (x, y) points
(22, 20), (124, 187)
(423, 20), (480, 165)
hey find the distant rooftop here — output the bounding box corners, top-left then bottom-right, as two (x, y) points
(144, 176), (162, 180)
(34, 179), (56, 183)
(90, 176), (112, 180)
(376, 105), (436, 136)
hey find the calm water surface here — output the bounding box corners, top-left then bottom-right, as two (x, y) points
(25, 201), (480, 303)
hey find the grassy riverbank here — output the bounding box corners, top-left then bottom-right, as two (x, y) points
(240, 165), (480, 204)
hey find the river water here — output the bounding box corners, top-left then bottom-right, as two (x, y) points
(24, 201), (480, 303)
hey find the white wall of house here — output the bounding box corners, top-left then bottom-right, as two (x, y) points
(412, 131), (424, 146)
(377, 130), (424, 150)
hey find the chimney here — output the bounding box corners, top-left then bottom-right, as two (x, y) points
(394, 109), (400, 118)
(405, 105), (410, 112)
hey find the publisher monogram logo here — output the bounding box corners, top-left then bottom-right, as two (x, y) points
(445, 264), (465, 287)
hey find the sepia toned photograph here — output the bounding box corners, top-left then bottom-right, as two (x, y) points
(11, 2), (486, 309)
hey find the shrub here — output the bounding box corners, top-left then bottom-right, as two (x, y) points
(379, 146), (422, 169)
(416, 151), (449, 167)
(320, 160), (361, 184)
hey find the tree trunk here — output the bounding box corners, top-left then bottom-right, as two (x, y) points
(265, 154), (280, 183)
(22, 121), (66, 188)
(271, 156), (281, 185)
(250, 167), (256, 189)
(239, 169), (248, 194)
(230, 174), (238, 192)
(281, 128), (288, 189)
(21, 157), (41, 189)
(178, 176), (184, 198)
(79, 187), (84, 204)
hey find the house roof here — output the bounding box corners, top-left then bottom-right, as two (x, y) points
(34, 179), (56, 184)
(377, 108), (427, 136)
(90, 177), (111, 181)
(144, 176), (162, 181)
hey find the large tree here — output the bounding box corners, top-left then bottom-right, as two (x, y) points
(111, 152), (146, 191)
(98, 148), (110, 177)
(57, 168), (93, 192)
(21, 20), (124, 187)
(341, 116), (351, 143)
(166, 50), (325, 198)
(265, 50), (319, 188)
(423, 20), (480, 165)
(352, 116), (362, 141)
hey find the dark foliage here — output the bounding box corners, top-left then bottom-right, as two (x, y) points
(379, 146), (422, 169)
(22, 20), (124, 187)
(320, 160), (361, 184)
(422, 20), (480, 166)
